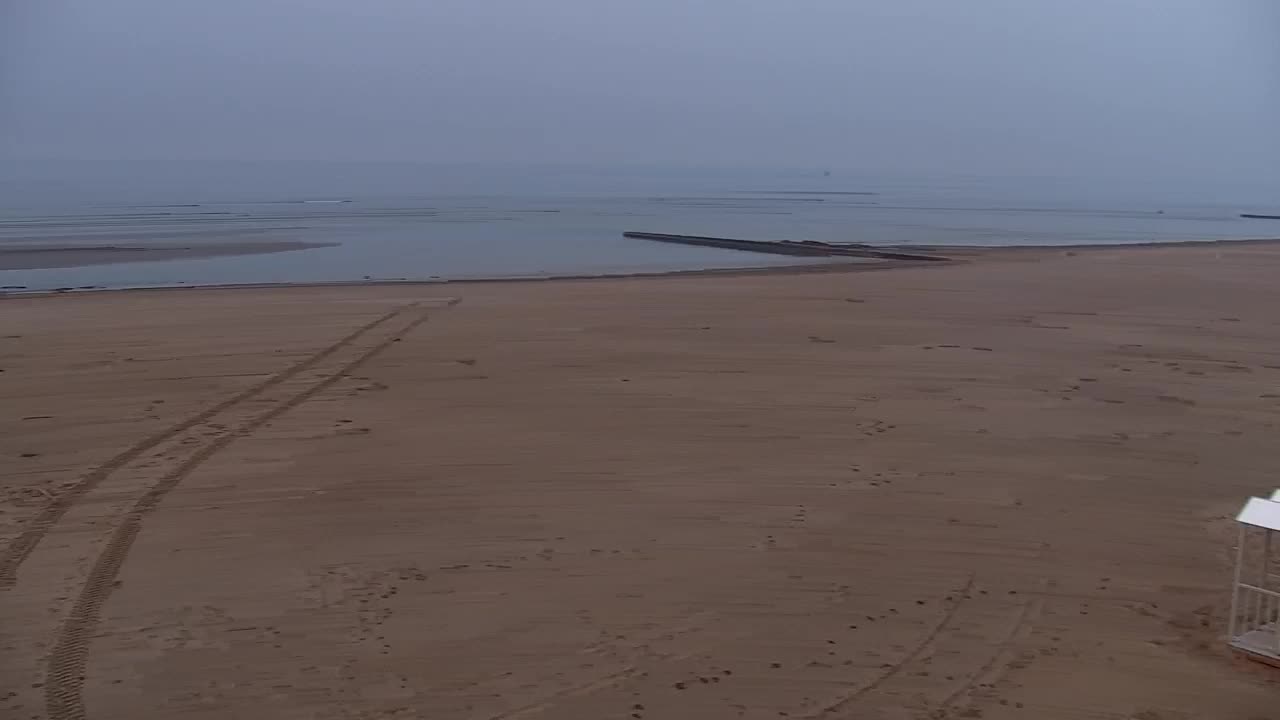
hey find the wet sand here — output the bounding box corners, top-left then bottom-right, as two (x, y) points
(3, 242), (1280, 719)
(0, 240), (334, 271)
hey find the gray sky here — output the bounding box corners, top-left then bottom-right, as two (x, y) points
(2, 1), (1278, 182)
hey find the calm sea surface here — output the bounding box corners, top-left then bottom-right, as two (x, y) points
(2, 165), (1277, 291)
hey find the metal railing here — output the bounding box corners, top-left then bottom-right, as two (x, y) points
(1231, 583), (1280, 644)
(1229, 525), (1280, 657)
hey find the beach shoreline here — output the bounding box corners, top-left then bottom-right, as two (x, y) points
(3, 240), (1280, 718)
(0, 239), (337, 272)
(3, 235), (1279, 298)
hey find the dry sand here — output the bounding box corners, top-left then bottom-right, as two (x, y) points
(3, 242), (1280, 719)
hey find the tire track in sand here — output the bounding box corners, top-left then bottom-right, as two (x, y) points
(43, 301), (445, 720)
(804, 574), (976, 718)
(0, 303), (417, 588)
(805, 575), (1046, 720)
(935, 584), (1045, 717)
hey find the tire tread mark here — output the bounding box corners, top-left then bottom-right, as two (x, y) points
(486, 667), (644, 720)
(805, 574), (976, 718)
(44, 304), (439, 720)
(486, 640), (703, 720)
(935, 581), (1046, 716)
(0, 304), (416, 588)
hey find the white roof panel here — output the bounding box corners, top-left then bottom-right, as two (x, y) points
(1238, 497), (1280, 531)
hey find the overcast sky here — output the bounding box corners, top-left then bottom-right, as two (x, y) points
(2, 1), (1278, 184)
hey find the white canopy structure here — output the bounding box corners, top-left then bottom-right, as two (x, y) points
(1229, 492), (1280, 663)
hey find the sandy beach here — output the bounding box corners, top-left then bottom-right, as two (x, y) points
(3, 241), (1280, 719)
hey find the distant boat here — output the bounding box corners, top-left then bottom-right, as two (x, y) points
(1241, 213), (1280, 220)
